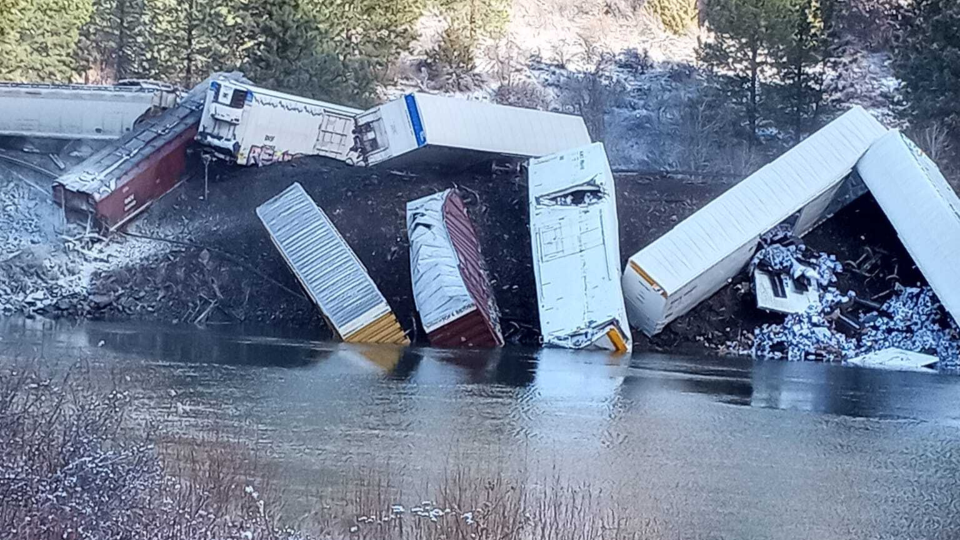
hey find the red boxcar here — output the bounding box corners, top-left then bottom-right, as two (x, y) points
(53, 73), (242, 231)
(407, 189), (503, 348)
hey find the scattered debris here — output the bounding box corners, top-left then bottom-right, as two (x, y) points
(354, 93), (591, 168)
(528, 143), (632, 352)
(196, 78), (360, 166)
(256, 182), (408, 345)
(407, 189), (503, 348)
(622, 106), (887, 337)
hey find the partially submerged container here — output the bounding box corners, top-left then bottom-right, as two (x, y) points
(407, 189), (503, 348)
(528, 142), (632, 352)
(856, 130), (960, 327)
(354, 93), (591, 168)
(622, 106), (887, 337)
(196, 78), (361, 165)
(53, 74), (241, 231)
(257, 183), (408, 345)
(0, 81), (176, 140)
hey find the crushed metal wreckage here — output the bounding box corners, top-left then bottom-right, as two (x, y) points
(257, 183), (408, 345)
(528, 143), (632, 352)
(847, 348), (938, 372)
(407, 189), (504, 348)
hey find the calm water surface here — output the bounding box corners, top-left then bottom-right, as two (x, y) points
(2, 318), (960, 540)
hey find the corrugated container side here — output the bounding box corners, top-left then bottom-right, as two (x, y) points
(856, 131), (960, 326)
(440, 191), (503, 347)
(257, 183), (408, 345)
(623, 106), (887, 336)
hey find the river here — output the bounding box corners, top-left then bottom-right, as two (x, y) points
(2, 317), (960, 539)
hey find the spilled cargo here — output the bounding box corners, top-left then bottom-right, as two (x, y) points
(856, 130), (960, 327)
(354, 93), (591, 168)
(407, 189), (503, 348)
(257, 183), (408, 345)
(53, 73), (244, 231)
(196, 78), (361, 166)
(622, 106), (888, 337)
(528, 142), (632, 352)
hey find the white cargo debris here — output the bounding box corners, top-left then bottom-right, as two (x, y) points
(197, 78), (361, 166)
(856, 130), (960, 327)
(754, 269), (821, 315)
(354, 93), (591, 168)
(847, 349), (938, 372)
(528, 143), (632, 352)
(622, 106), (887, 337)
(256, 183), (408, 344)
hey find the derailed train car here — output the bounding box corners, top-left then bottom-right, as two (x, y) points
(53, 73), (243, 231)
(407, 189), (503, 348)
(354, 93), (591, 168)
(257, 183), (409, 345)
(622, 106), (887, 337)
(528, 142), (632, 352)
(196, 78), (361, 166)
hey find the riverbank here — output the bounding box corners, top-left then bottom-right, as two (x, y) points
(1, 152), (933, 354)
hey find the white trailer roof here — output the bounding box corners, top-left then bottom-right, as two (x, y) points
(629, 106), (886, 297)
(412, 93), (591, 158)
(529, 143), (632, 352)
(857, 130), (960, 326)
(256, 183), (395, 339)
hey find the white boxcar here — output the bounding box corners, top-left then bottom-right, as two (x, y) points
(354, 93), (591, 168)
(197, 78), (361, 166)
(857, 130), (960, 326)
(0, 82), (174, 140)
(528, 142), (632, 352)
(623, 106), (887, 337)
(257, 183), (408, 345)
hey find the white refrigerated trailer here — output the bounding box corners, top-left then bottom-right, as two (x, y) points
(622, 106), (887, 337)
(354, 93), (591, 168)
(196, 78), (361, 166)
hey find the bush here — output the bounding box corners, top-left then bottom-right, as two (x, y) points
(646, 0), (697, 34)
(426, 24), (483, 91)
(494, 81), (550, 110)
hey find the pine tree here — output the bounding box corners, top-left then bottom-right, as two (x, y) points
(893, 0), (960, 141)
(0, 0), (93, 81)
(700, 0), (792, 143)
(777, 0), (832, 138)
(75, 0), (147, 82)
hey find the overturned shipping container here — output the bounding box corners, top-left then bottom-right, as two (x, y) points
(196, 78), (361, 166)
(528, 143), (632, 352)
(0, 82), (177, 140)
(856, 130), (960, 326)
(257, 183), (409, 345)
(53, 74), (242, 231)
(407, 190), (503, 348)
(623, 106), (887, 337)
(354, 93), (591, 168)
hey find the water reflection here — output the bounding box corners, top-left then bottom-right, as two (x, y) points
(4, 318), (960, 540)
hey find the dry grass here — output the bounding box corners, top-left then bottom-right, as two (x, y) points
(0, 365), (660, 539)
